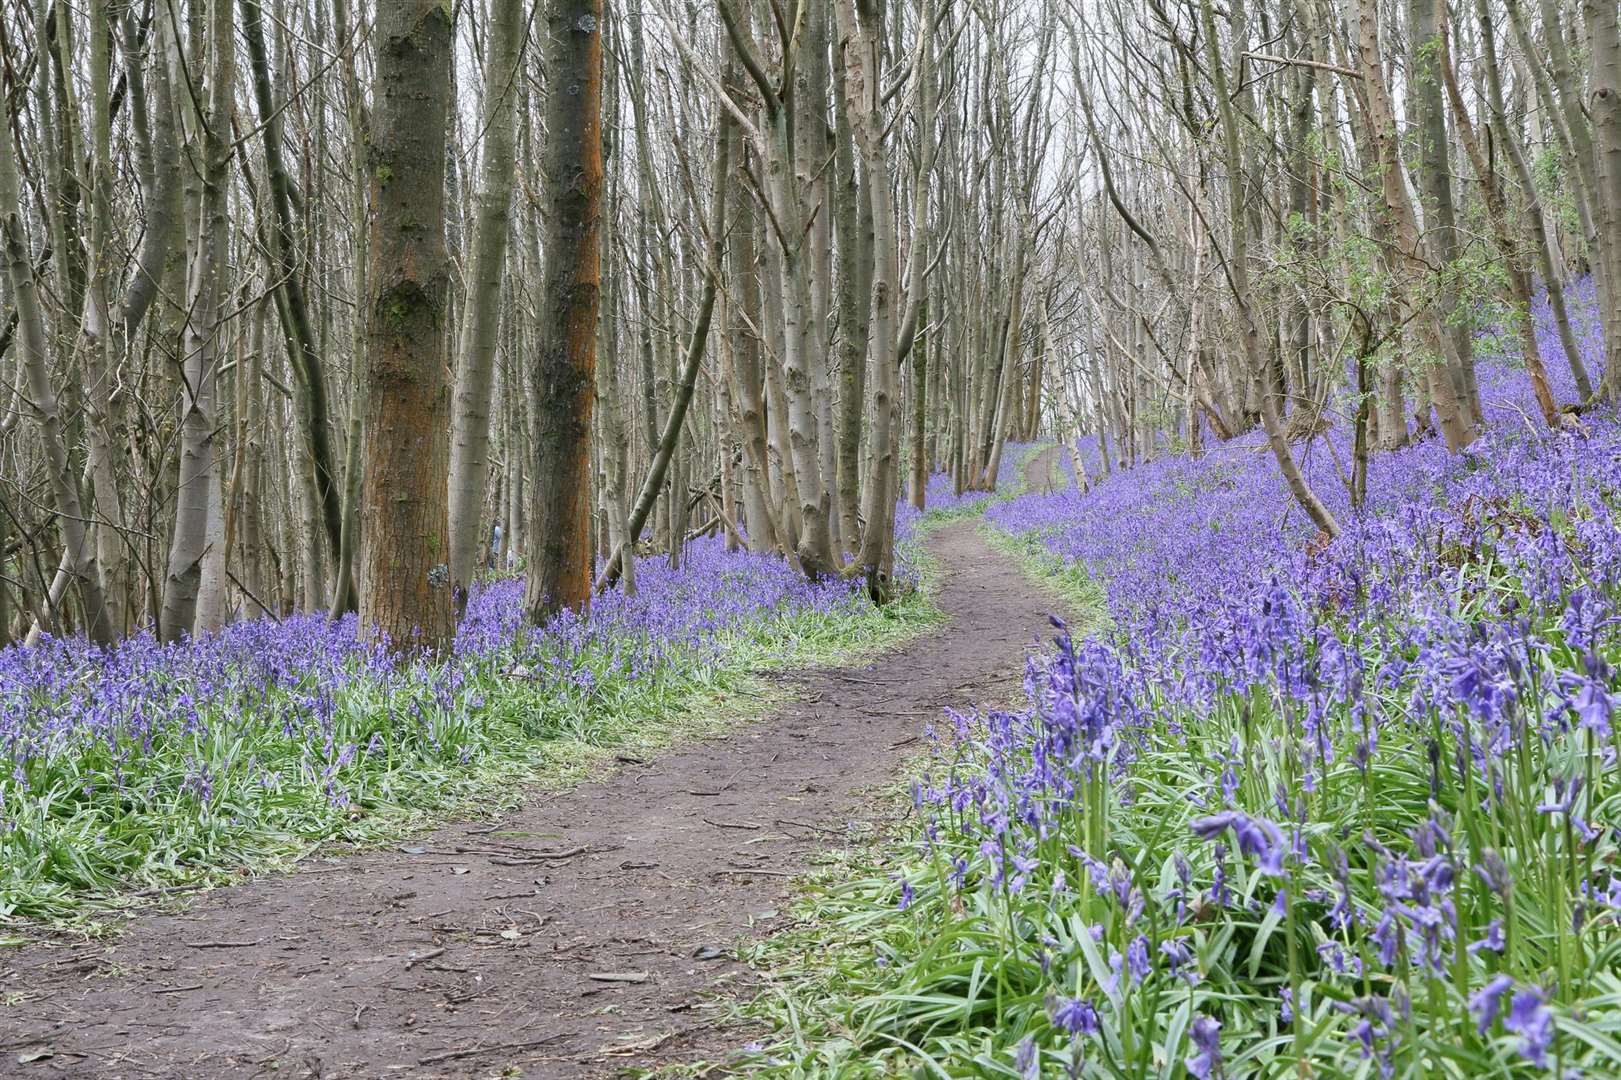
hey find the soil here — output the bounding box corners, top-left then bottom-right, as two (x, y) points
(1, 450), (1070, 1080)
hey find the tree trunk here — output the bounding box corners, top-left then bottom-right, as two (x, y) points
(359, 0), (456, 652)
(724, 105), (782, 555)
(1587, 0), (1621, 401)
(1483, 0), (1591, 400)
(1201, 0), (1340, 538)
(159, 0), (233, 641)
(1408, 0), (1479, 431)
(0, 108), (116, 644)
(243, 0), (345, 587)
(326, 0), (370, 620)
(447, 0), (526, 605)
(524, 0), (603, 621)
(1437, 1), (1564, 427)
(832, 81), (870, 554)
(597, 113), (729, 593)
(1349, 0), (1475, 451)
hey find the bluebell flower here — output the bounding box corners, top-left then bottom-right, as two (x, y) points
(1505, 987), (1554, 1067)
(1050, 996), (1099, 1037)
(1184, 1015), (1221, 1079)
(1470, 974), (1515, 1035)
(1013, 1035), (1039, 1079)
(1468, 919), (1506, 955)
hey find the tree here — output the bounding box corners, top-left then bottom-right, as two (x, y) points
(159, 0), (235, 640)
(448, 0), (529, 606)
(0, 61), (115, 644)
(524, 0), (604, 622)
(359, 0), (457, 652)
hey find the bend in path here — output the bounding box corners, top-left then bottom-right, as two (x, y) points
(2, 492), (1064, 1079)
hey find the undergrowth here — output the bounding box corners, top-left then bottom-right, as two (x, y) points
(701, 379), (1621, 1077)
(1, 550), (944, 926)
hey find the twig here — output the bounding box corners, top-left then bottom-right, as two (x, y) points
(152, 983), (204, 994)
(687, 765), (748, 797)
(703, 818), (762, 830)
(1242, 51), (1362, 79)
(182, 939), (263, 949)
(404, 947), (445, 969)
(775, 818), (841, 836)
(418, 1034), (567, 1066)
(822, 672), (885, 687)
(227, 569), (282, 622)
(487, 845), (590, 865)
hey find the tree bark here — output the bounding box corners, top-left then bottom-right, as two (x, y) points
(359, 0), (456, 652)
(524, 0), (603, 621)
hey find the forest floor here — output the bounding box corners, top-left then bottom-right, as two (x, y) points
(1, 450), (1069, 1080)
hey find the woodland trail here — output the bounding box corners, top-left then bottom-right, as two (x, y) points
(2, 450), (1071, 1080)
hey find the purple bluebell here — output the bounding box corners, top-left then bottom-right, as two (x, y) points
(1184, 1015), (1222, 1080)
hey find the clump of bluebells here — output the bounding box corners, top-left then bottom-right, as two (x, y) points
(0, 537), (894, 917)
(814, 303), (1621, 1075)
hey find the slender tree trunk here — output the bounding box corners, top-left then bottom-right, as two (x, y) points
(1202, 0), (1340, 538)
(1349, 0), (1474, 451)
(724, 109), (782, 555)
(524, 0), (603, 621)
(448, 0), (527, 605)
(842, 0), (901, 595)
(1481, 1), (1591, 400)
(160, 0), (233, 641)
(1587, 0), (1621, 401)
(597, 113), (729, 592)
(1437, 3), (1564, 427)
(832, 82), (869, 554)
(326, 0), (369, 620)
(981, 219), (1028, 487)
(909, 294), (929, 509)
(243, 0), (345, 584)
(1, 158), (113, 643)
(1408, 0), (1479, 431)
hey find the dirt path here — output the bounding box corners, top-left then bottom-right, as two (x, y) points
(2, 454), (1066, 1080)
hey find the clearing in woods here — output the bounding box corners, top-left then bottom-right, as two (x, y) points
(2, 449), (1072, 1079)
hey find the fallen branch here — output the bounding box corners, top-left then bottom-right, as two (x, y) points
(418, 1034), (567, 1067)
